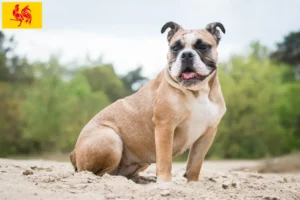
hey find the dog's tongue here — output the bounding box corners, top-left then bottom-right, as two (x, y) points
(182, 72), (197, 80)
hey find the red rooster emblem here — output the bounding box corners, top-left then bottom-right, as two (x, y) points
(10, 4), (32, 27)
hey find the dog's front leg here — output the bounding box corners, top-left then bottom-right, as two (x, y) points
(184, 127), (218, 182)
(155, 126), (174, 182)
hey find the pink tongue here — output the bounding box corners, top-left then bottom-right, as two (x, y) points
(182, 72), (197, 80)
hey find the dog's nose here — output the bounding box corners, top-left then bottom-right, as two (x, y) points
(181, 51), (194, 60)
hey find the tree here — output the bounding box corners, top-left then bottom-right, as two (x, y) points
(0, 83), (24, 156)
(0, 31), (34, 83)
(0, 31), (9, 81)
(21, 57), (111, 153)
(0, 31), (34, 156)
(60, 73), (110, 151)
(276, 82), (300, 151)
(122, 66), (149, 93)
(208, 42), (293, 158)
(21, 57), (68, 152)
(271, 31), (300, 80)
(81, 64), (129, 102)
(270, 30), (300, 151)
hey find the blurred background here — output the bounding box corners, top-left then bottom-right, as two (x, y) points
(0, 0), (299, 164)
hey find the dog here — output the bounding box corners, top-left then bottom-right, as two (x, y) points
(70, 21), (226, 183)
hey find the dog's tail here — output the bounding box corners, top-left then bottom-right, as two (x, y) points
(70, 151), (78, 172)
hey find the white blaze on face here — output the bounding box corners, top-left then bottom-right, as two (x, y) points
(170, 55), (183, 77)
(184, 32), (197, 47)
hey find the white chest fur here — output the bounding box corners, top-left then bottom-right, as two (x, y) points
(182, 92), (222, 149)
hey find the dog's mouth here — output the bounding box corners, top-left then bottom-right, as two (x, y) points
(179, 71), (208, 81)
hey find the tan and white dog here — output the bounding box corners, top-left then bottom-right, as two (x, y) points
(70, 21), (226, 183)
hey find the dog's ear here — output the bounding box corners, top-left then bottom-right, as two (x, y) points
(161, 21), (183, 42)
(206, 22), (226, 45)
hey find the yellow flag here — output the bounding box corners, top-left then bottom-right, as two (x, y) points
(2, 2), (42, 29)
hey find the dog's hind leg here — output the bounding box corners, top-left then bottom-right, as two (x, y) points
(70, 151), (77, 172)
(112, 163), (156, 184)
(74, 126), (123, 176)
(128, 164), (157, 184)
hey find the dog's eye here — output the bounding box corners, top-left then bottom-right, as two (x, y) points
(171, 45), (180, 52)
(197, 44), (209, 51)
(194, 40), (211, 51)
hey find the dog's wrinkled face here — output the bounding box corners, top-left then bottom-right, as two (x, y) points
(161, 22), (225, 90)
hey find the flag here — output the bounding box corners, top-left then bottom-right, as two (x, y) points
(2, 2), (42, 29)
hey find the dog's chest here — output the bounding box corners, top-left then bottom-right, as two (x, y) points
(179, 94), (221, 150)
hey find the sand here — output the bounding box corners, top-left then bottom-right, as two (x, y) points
(0, 158), (299, 200)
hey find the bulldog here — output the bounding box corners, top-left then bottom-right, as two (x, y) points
(70, 21), (226, 183)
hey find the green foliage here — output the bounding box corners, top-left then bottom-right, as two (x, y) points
(208, 42), (300, 159)
(0, 31), (34, 157)
(276, 82), (300, 150)
(0, 83), (24, 156)
(81, 64), (129, 102)
(21, 57), (110, 153)
(122, 66), (149, 92)
(271, 31), (300, 66)
(270, 30), (300, 80)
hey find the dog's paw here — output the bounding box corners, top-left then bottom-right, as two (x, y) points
(140, 175), (157, 182)
(187, 180), (198, 185)
(156, 180), (174, 189)
(130, 175), (157, 184)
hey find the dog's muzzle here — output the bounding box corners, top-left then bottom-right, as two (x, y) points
(178, 51), (208, 81)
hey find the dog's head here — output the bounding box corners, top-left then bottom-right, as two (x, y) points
(161, 21), (225, 90)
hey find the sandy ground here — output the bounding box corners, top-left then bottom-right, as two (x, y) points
(0, 158), (299, 200)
